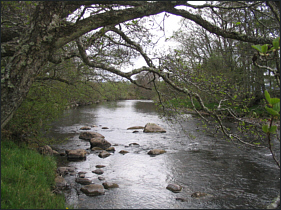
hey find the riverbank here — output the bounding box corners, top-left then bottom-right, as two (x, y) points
(1, 140), (66, 209)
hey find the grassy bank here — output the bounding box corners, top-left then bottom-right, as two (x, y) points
(1, 140), (66, 209)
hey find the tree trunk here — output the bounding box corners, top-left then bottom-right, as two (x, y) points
(1, 2), (65, 129)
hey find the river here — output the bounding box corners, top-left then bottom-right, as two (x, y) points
(48, 100), (280, 209)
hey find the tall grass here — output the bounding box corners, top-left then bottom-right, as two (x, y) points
(1, 140), (66, 209)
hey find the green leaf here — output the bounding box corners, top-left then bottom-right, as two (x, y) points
(264, 90), (271, 104)
(265, 106), (279, 116)
(235, 22), (241, 25)
(270, 98), (280, 105)
(262, 124), (269, 133)
(261, 44), (269, 54)
(269, 125), (277, 134)
(272, 37), (280, 49)
(273, 102), (280, 113)
(252, 45), (263, 52)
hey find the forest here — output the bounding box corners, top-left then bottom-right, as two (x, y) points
(1, 1), (280, 209)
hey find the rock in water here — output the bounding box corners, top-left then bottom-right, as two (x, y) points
(119, 150), (129, 154)
(80, 184), (105, 196)
(75, 178), (92, 185)
(67, 149), (87, 161)
(102, 182), (119, 189)
(98, 150), (111, 158)
(147, 149), (166, 155)
(143, 123), (166, 133)
(79, 131), (104, 140)
(166, 183), (182, 193)
(92, 169), (104, 175)
(127, 126), (145, 130)
(80, 126), (91, 130)
(90, 137), (111, 150)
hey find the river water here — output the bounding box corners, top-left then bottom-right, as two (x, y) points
(48, 100), (280, 209)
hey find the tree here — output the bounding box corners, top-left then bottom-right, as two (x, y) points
(2, 1), (278, 130)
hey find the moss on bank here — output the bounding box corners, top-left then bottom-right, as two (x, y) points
(1, 140), (66, 209)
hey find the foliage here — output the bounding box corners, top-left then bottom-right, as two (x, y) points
(262, 90), (280, 168)
(1, 140), (66, 209)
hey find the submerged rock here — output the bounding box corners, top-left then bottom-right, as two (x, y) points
(79, 131), (104, 140)
(92, 169), (104, 175)
(102, 182), (119, 189)
(166, 184), (182, 193)
(176, 198), (187, 202)
(98, 150), (111, 158)
(91, 147), (103, 151)
(127, 126), (145, 130)
(75, 178), (92, 185)
(80, 126), (91, 130)
(80, 184), (105, 196)
(90, 137), (111, 150)
(143, 123), (166, 133)
(106, 146), (115, 152)
(191, 192), (208, 198)
(95, 165), (106, 168)
(129, 143), (140, 146)
(147, 149), (166, 155)
(67, 149), (87, 161)
(119, 150), (129, 154)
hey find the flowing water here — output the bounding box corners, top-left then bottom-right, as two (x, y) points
(48, 100), (280, 209)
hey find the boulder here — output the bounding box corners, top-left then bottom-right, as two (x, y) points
(79, 173), (85, 178)
(98, 177), (105, 181)
(57, 166), (76, 176)
(91, 147), (103, 151)
(80, 184), (105, 196)
(129, 143), (140, 146)
(176, 198), (187, 202)
(80, 126), (91, 130)
(106, 147), (115, 152)
(52, 150), (60, 155)
(98, 150), (111, 158)
(143, 123), (166, 133)
(96, 165), (106, 168)
(92, 169), (104, 175)
(166, 184), (182, 193)
(78, 171), (87, 178)
(79, 131), (104, 140)
(127, 126), (145, 130)
(90, 137), (111, 150)
(102, 182), (119, 189)
(55, 176), (67, 190)
(102, 127), (109, 129)
(38, 145), (53, 155)
(67, 149), (87, 161)
(119, 150), (129, 154)
(75, 178), (92, 185)
(147, 149), (166, 155)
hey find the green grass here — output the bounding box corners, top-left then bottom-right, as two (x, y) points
(1, 140), (66, 209)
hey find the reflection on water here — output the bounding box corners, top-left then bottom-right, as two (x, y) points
(48, 100), (280, 209)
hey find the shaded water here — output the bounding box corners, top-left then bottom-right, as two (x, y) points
(48, 100), (280, 209)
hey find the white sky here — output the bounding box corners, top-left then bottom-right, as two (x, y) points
(124, 1), (206, 71)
